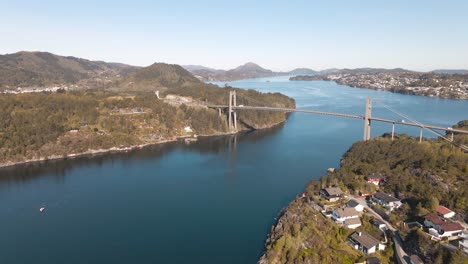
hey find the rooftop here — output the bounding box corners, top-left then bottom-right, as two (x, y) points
(372, 192), (399, 202)
(440, 222), (463, 232)
(366, 173), (385, 180)
(436, 205), (454, 216)
(424, 213), (445, 226)
(322, 187), (343, 196)
(349, 231), (380, 249)
(346, 199), (361, 208)
(335, 207), (359, 218)
(344, 217), (362, 226)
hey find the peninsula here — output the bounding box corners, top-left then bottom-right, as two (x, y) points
(259, 121), (468, 264)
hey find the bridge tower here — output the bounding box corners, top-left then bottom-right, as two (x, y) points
(228, 91), (237, 132)
(363, 97), (372, 141)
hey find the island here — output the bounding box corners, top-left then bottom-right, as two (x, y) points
(259, 121), (468, 264)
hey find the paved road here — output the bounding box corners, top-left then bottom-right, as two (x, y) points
(353, 196), (410, 264)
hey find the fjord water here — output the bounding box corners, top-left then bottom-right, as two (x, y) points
(1, 77), (467, 264)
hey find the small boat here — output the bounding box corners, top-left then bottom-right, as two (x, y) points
(39, 207), (45, 212)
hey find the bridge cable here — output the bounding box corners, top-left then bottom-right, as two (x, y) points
(374, 100), (467, 151)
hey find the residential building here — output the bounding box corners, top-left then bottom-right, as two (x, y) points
(365, 173), (385, 186)
(436, 205), (455, 219)
(459, 230), (468, 254)
(348, 231), (386, 254)
(332, 208), (359, 223)
(424, 213), (464, 238)
(424, 213), (445, 229)
(371, 192), (401, 211)
(346, 199), (364, 212)
(344, 217), (362, 229)
(319, 187), (343, 202)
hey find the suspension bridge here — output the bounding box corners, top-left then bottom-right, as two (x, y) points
(207, 91), (468, 150)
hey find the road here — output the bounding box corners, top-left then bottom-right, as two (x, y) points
(353, 196), (410, 264)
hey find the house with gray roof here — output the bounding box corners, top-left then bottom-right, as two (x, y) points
(319, 187), (343, 202)
(348, 231), (386, 254)
(346, 199), (364, 212)
(371, 192), (401, 211)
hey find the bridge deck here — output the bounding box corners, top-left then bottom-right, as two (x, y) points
(207, 105), (468, 134)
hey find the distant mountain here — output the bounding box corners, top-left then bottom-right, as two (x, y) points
(118, 63), (201, 92)
(432, 69), (468, 74)
(318, 68), (340, 74)
(0, 51), (139, 88)
(184, 62), (319, 81)
(223, 62), (274, 80)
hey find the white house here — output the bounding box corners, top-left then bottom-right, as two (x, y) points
(332, 208), (359, 223)
(348, 231), (385, 254)
(424, 213), (464, 238)
(346, 199), (364, 212)
(371, 192), (401, 211)
(344, 218), (362, 229)
(184, 126), (193, 133)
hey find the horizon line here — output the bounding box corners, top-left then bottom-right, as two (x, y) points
(2, 50), (468, 74)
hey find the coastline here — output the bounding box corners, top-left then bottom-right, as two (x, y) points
(0, 120), (286, 170)
(290, 78), (468, 100)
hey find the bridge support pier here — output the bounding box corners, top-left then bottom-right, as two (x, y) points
(363, 97), (372, 141)
(228, 91), (237, 132)
(391, 123), (395, 141)
(419, 127), (423, 142)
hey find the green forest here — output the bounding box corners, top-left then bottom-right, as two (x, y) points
(0, 87), (294, 165)
(261, 127), (467, 264)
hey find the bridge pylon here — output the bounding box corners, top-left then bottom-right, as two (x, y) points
(228, 91), (237, 132)
(363, 97), (372, 141)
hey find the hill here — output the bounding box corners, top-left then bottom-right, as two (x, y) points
(117, 63), (201, 92)
(0, 51), (138, 89)
(432, 69), (468, 74)
(287, 68), (317, 75)
(183, 63), (317, 81)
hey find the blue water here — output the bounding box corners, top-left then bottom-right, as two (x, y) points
(0, 77), (466, 264)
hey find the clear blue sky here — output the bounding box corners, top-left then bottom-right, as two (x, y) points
(1, 0), (467, 71)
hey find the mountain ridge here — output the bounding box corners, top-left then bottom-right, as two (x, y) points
(0, 51), (140, 89)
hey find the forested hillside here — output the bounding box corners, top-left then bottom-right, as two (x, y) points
(260, 127), (468, 264)
(0, 51), (296, 166)
(0, 88), (294, 166)
(0, 51), (138, 89)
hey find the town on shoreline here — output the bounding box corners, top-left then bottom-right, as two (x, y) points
(291, 71), (468, 99)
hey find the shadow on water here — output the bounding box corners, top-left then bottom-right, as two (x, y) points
(0, 123), (285, 186)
